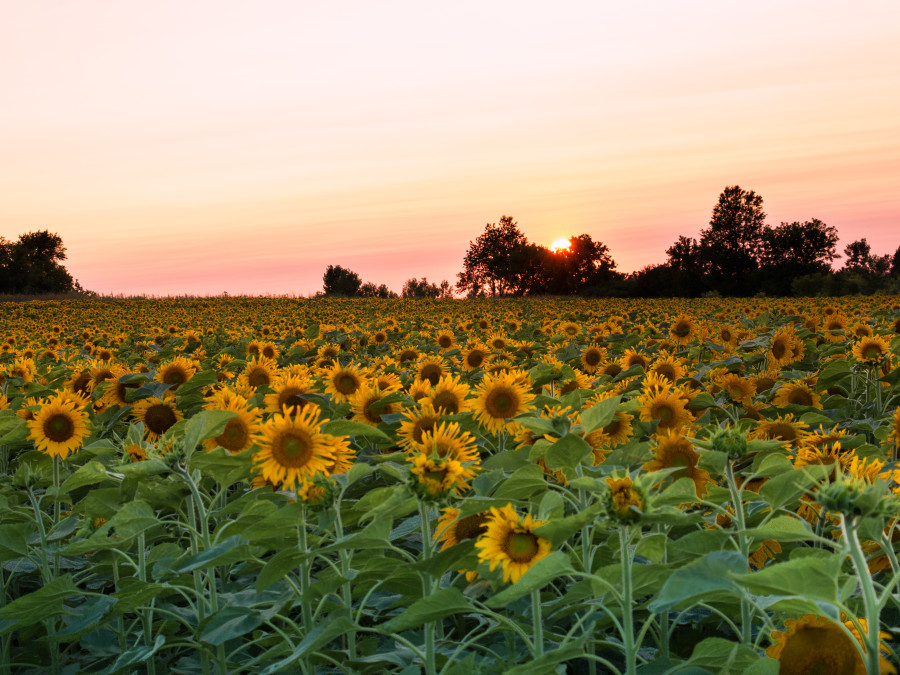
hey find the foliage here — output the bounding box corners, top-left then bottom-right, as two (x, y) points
(0, 230), (83, 295)
(322, 264), (362, 296)
(401, 277), (453, 299)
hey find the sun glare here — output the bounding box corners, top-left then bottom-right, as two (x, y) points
(551, 238), (571, 252)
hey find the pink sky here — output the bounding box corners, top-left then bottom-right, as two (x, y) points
(2, 1), (899, 295)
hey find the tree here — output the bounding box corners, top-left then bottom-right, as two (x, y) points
(322, 265), (362, 296)
(757, 219), (839, 294)
(358, 282), (396, 298)
(401, 277), (440, 298)
(0, 230), (78, 294)
(456, 216), (532, 297)
(842, 238), (872, 273)
(543, 234), (618, 295)
(890, 245), (900, 277)
(698, 186), (767, 295)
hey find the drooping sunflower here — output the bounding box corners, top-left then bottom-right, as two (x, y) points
(752, 413), (810, 449)
(264, 373), (316, 415)
(435, 507), (491, 550)
(643, 431), (712, 497)
(27, 396), (91, 459)
(766, 614), (895, 675)
(772, 381), (823, 409)
(475, 503), (551, 583)
(472, 370), (535, 434)
(852, 335), (891, 366)
(426, 374), (471, 415)
(605, 475), (645, 523)
(409, 453), (470, 497)
(132, 395), (183, 440)
(253, 406), (337, 489)
(584, 410), (634, 461)
(322, 363), (366, 403)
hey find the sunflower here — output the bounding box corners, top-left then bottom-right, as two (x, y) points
(619, 348), (649, 372)
(605, 475), (645, 523)
(475, 504), (551, 583)
(27, 396), (91, 459)
(253, 406), (337, 489)
(769, 326), (802, 368)
(395, 345), (420, 364)
(580, 345), (604, 373)
(584, 410), (634, 462)
(643, 431), (711, 497)
(766, 614), (895, 675)
(472, 370), (535, 434)
(239, 356), (279, 390)
(435, 507), (491, 550)
(793, 444), (853, 480)
(124, 443), (148, 462)
(749, 539), (782, 569)
(435, 329), (455, 350)
(637, 386), (693, 434)
(716, 373), (756, 406)
(669, 314), (697, 346)
(88, 361), (123, 392)
(397, 402), (441, 449)
(598, 359), (623, 378)
(323, 363), (366, 403)
(155, 356), (197, 388)
(823, 313), (849, 343)
(65, 368), (93, 398)
(409, 453), (470, 497)
(426, 374), (471, 415)
(132, 395), (183, 440)
(351, 383), (401, 427)
(852, 335), (891, 365)
(204, 400), (261, 454)
(752, 413), (810, 449)
(648, 354), (685, 384)
(412, 421), (480, 464)
(416, 356), (448, 386)
(264, 373), (316, 415)
(461, 343), (490, 371)
(772, 381), (823, 409)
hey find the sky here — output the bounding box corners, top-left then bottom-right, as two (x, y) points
(2, 1), (899, 296)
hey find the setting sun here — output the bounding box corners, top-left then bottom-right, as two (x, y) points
(551, 237), (571, 252)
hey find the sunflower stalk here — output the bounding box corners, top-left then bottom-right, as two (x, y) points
(136, 531), (157, 675)
(842, 514), (883, 675)
(724, 460), (752, 645)
(333, 506), (358, 660)
(417, 500), (437, 675)
(619, 526), (636, 675)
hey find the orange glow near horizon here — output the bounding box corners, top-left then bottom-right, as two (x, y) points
(1, 2), (899, 296)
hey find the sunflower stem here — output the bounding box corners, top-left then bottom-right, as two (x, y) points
(619, 527), (635, 675)
(417, 500), (437, 675)
(137, 531), (157, 675)
(724, 460), (752, 645)
(843, 514), (882, 675)
(531, 588), (544, 658)
(334, 505), (358, 660)
(52, 455), (61, 577)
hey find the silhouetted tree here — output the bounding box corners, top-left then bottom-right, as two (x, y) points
(401, 277), (440, 298)
(322, 265), (362, 296)
(664, 236), (707, 296)
(544, 234), (618, 295)
(758, 219), (839, 294)
(358, 282), (396, 298)
(698, 185), (767, 295)
(457, 216), (532, 297)
(0, 230), (78, 294)
(843, 239), (873, 273)
(437, 280), (454, 299)
(891, 245), (900, 277)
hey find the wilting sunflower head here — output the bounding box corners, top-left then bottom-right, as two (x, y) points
(408, 452), (470, 499)
(604, 475), (647, 524)
(474, 503), (552, 584)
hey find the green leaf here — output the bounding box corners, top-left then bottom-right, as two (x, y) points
(744, 515), (818, 545)
(484, 551), (575, 608)
(649, 551), (745, 613)
(125, 381), (172, 403)
(0, 523), (31, 561)
(95, 635), (166, 675)
(344, 461), (375, 487)
(170, 535), (259, 574)
(409, 540), (477, 578)
(188, 447), (253, 487)
(259, 617), (354, 674)
(199, 606), (264, 645)
(383, 587), (475, 632)
(0, 415), (28, 444)
(0, 575), (80, 632)
(580, 396), (621, 434)
(491, 464), (547, 500)
(732, 555), (842, 603)
(680, 637), (768, 674)
(758, 465), (827, 510)
(655, 477), (703, 507)
(688, 392), (719, 411)
(533, 503), (602, 548)
(183, 410), (239, 455)
(635, 533), (667, 563)
(59, 460), (111, 494)
(174, 368), (218, 396)
(321, 419), (390, 440)
(57, 595), (118, 639)
(543, 434), (593, 473)
(256, 549), (305, 592)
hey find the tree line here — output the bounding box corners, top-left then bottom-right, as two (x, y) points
(0, 231), (86, 295)
(322, 186), (898, 298)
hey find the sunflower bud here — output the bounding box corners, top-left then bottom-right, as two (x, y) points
(604, 475), (647, 525)
(709, 426), (748, 461)
(816, 476), (893, 520)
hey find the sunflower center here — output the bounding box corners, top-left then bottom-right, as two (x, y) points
(336, 374), (359, 394)
(248, 367), (272, 387)
(673, 321), (690, 337)
(771, 340), (787, 359)
(279, 388), (308, 411)
(788, 389), (813, 406)
(455, 513), (489, 540)
(44, 413), (75, 442)
(145, 404), (177, 434)
(217, 419), (249, 451)
(420, 365), (443, 386)
(164, 369), (186, 385)
(424, 469), (446, 482)
(505, 532), (539, 562)
(412, 417), (437, 443)
(432, 391), (460, 415)
(438, 335), (453, 348)
(466, 351), (485, 368)
(584, 350), (601, 366)
(274, 431), (314, 468)
(864, 345), (882, 360)
(487, 390), (515, 417)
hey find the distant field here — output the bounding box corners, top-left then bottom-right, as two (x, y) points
(1, 296), (899, 673)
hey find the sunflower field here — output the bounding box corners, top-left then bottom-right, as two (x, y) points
(2, 296), (900, 674)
